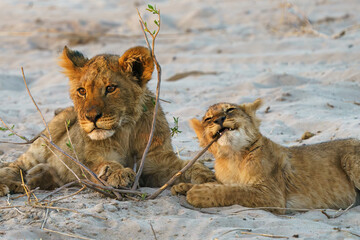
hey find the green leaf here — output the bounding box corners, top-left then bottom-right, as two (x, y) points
(154, 20), (159, 26)
(20, 136), (27, 140)
(8, 133), (14, 137)
(147, 4), (154, 10)
(141, 193), (147, 200)
(0, 127), (7, 131)
(153, 30), (156, 35)
(66, 140), (73, 151)
(66, 119), (71, 128)
(151, 97), (156, 106)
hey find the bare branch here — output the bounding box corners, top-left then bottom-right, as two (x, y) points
(21, 67), (52, 142)
(148, 135), (220, 199)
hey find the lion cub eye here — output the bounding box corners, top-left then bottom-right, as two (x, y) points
(203, 117), (212, 123)
(77, 88), (86, 96)
(226, 107), (236, 113)
(106, 85), (117, 94)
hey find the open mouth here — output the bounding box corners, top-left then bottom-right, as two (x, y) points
(214, 127), (236, 138)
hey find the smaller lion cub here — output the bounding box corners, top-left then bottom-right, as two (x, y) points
(172, 99), (360, 214)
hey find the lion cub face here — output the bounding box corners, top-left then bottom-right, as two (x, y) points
(190, 99), (262, 153)
(59, 46), (154, 140)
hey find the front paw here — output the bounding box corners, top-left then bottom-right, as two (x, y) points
(98, 165), (135, 188)
(0, 183), (9, 197)
(186, 185), (219, 208)
(26, 164), (63, 190)
(189, 163), (216, 184)
(171, 183), (194, 195)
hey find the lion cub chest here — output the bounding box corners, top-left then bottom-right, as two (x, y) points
(215, 156), (258, 185)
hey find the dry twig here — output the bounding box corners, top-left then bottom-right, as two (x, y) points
(240, 231), (288, 239)
(33, 205), (107, 220)
(321, 202), (354, 219)
(148, 135), (220, 199)
(43, 227), (94, 240)
(149, 222), (158, 240)
(39, 181), (78, 202)
(50, 186), (86, 204)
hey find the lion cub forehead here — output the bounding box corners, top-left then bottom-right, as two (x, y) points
(81, 55), (122, 81)
(205, 103), (238, 116)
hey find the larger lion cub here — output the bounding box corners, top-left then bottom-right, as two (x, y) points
(0, 46), (214, 196)
(172, 99), (360, 214)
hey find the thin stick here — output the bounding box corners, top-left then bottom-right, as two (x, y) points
(42, 228), (94, 240)
(41, 207), (50, 229)
(10, 187), (39, 200)
(149, 222), (158, 240)
(7, 194), (25, 215)
(217, 228), (252, 238)
(82, 179), (141, 195)
(241, 231), (288, 239)
(0, 205), (24, 210)
(148, 135), (220, 199)
(80, 180), (118, 199)
(33, 205), (107, 220)
(321, 203), (354, 219)
(132, 8), (162, 190)
(21, 67), (52, 142)
(50, 186), (86, 203)
(38, 181), (77, 202)
(19, 169), (32, 202)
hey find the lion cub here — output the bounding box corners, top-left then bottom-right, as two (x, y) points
(0, 46), (214, 196)
(172, 99), (360, 213)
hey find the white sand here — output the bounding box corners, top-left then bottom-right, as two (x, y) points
(1, 0), (360, 239)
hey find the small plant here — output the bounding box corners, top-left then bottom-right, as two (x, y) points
(66, 140), (73, 151)
(0, 124), (27, 140)
(170, 117), (182, 137)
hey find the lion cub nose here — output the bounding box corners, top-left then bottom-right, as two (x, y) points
(85, 112), (103, 123)
(214, 116), (226, 125)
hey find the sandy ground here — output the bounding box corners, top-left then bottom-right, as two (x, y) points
(1, 0), (360, 239)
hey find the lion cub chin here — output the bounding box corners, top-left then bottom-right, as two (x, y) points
(172, 99), (360, 214)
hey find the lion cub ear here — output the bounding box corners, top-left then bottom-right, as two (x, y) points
(118, 46), (154, 87)
(239, 98), (263, 115)
(59, 46), (88, 81)
(189, 118), (206, 147)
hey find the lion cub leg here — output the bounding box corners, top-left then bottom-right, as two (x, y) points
(25, 163), (64, 190)
(0, 164), (24, 196)
(93, 161), (135, 188)
(185, 183), (286, 214)
(342, 153), (360, 190)
(171, 183), (194, 195)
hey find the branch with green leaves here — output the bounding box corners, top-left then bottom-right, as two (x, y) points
(132, 4), (162, 190)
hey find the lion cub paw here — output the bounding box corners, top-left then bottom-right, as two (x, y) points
(171, 183), (194, 195)
(98, 165), (135, 188)
(26, 163), (63, 190)
(189, 163), (216, 184)
(186, 185), (218, 208)
(0, 183), (9, 197)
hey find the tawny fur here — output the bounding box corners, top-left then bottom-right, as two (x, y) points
(171, 99), (360, 214)
(0, 46), (214, 196)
